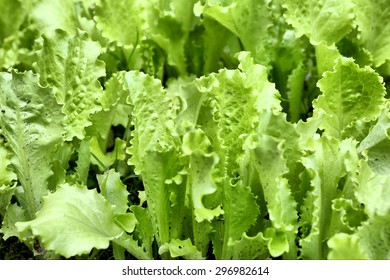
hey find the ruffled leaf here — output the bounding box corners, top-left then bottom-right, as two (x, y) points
(35, 29), (105, 140)
(16, 183), (123, 258)
(0, 71), (64, 218)
(314, 57), (386, 138)
(283, 0), (355, 45)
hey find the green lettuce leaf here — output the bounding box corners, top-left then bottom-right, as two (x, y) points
(300, 136), (359, 259)
(16, 183), (123, 258)
(197, 0), (273, 66)
(283, 0), (355, 45)
(35, 29), (105, 140)
(329, 213), (390, 260)
(182, 129), (223, 223)
(159, 238), (204, 260)
(327, 233), (369, 259)
(97, 169), (130, 214)
(124, 71), (184, 251)
(30, 0), (78, 35)
(314, 57), (386, 138)
(0, 140), (17, 186)
(353, 0), (390, 68)
(0, 0), (27, 42)
(94, 0), (149, 46)
(0, 71), (64, 219)
(355, 160), (390, 217)
(357, 108), (390, 174)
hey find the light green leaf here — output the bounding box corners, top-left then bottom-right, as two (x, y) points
(353, 0), (390, 67)
(314, 42), (342, 76)
(16, 183), (123, 258)
(90, 136), (126, 171)
(75, 139), (90, 185)
(148, 0), (198, 74)
(357, 109), (390, 174)
(247, 134), (297, 231)
(94, 0), (149, 46)
(177, 52), (282, 258)
(0, 0), (26, 42)
(182, 129), (223, 223)
(97, 169), (130, 214)
(30, 0), (78, 35)
(0, 184), (16, 217)
(0, 202), (27, 240)
(300, 136), (359, 259)
(355, 160), (390, 217)
(314, 57), (386, 138)
(198, 0), (273, 65)
(35, 29), (105, 140)
(130, 205), (154, 257)
(263, 228), (290, 257)
(245, 131), (298, 257)
(0, 141), (17, 186)
(356, 214), (390, 259)
(283, 0), (355, 45)
(227, 232), (268, 260)
(113, 234), (152, 260)
(159, 238), (204, 260)
(0, 71), (64, 219)
(114, 213), (137, 233)
(287, 65), (306, 123)
(125, 71), (183, 249)
(327, 233), (369, 259)
(329, 198), (367, 237)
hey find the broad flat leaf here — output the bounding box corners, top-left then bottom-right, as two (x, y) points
(35, 29), (105, 140)
(16, 183), (123, 258)
(0, 71), (64, 219)
(314, 57), (386, 138)
(283, 0), (354, 45)
(353, 0), (390, 67)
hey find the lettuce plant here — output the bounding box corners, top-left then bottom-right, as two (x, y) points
(0, 0), (389, 260)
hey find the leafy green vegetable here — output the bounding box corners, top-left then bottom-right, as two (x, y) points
(0, 0), (389, 260)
